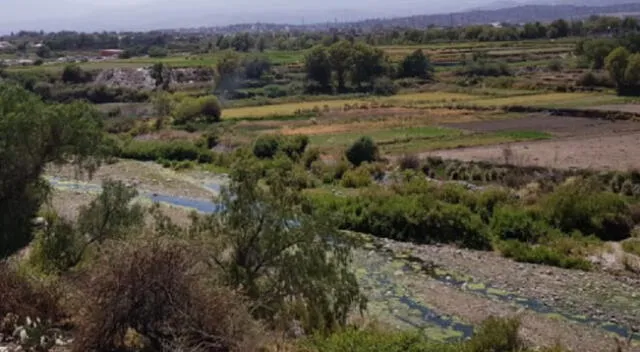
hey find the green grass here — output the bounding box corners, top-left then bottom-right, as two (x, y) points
(309, 126), (461, 147)
(379, 130), (552, 155)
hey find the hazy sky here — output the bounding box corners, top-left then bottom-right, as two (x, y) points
(0, 0), (597, 32)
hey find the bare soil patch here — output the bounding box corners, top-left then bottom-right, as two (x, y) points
(441, 114), (640, 138)
(430, 132), (640, 170)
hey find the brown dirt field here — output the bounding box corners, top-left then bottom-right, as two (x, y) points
(441, 114), (640, 137)
(430, 132), (640, 170)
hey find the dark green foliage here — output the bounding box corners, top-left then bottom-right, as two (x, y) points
(120, 139), (213, 163)
(543, 179), (633, 241)
(253, 135), (281, 159)
(243, 56), (272, 80)
(173, 95), (222, 124)
(36, 45), (53, 59)
(188, 159), (366, 333)
(399, 154), (420, 171)
(399, 49), (434, 80)
(346, 136), (379, 166)
(61, 64), (92, 84)
(498, 240), (592, 270)
(458, 60), (511, 77)
(29, 181), (144, 274)
(0, 85), (104, 259)
(490, 206), (548, 243)
(305, 46), (333, 93)
(147, 45), (168, 58)
(253, 134), (309, 160)
(341, 167), (373, 188)
(577, 39), (618, 69)
(302, 147), (321, 169)
(372, 77), (398, 96)
(312, 192), (490, 250)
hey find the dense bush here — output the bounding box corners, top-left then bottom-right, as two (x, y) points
(253, 134), (309, 160)
(490, 206), (548, 243)
(498, 240), (592, 270)
(543, 179), (633, 241)
(458, 60), (511, 77)
(73, 239), (261, 352)
(341, 166), (373, 188)
(312, 192), (490, 250)
(120, 139), (213, 163)
(61, 64), (92, 84)
(0, 264), (63, 323)
(173, 95), (222, 124)
(372, 77), (398, 96)
(346, 136), (379, 166)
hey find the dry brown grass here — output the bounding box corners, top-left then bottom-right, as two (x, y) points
(0, 264), (64, 324)
(71, 238), (263, 352)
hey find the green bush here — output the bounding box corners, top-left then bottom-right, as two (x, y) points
(543, 179), (633, 241)
(498, 240), (592, 270)
(302, 147), (321, 169)
(312, 192), (490, 250)
(120, 139), (213, 163)
(372, 77), (398, 96)
(346, 136), (379, 166)
(62, 64), (92, 84)
(341, 167), (373, 188)
(253, 134), (309, 160)
(173, 95), (222, 124)
(490, 206), (548, 243)
(458, 60), (511, 77)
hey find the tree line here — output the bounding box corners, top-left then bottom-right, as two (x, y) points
(3, 15), (639, 57)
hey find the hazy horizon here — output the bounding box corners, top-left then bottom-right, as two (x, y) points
(1, 0), (636, 33)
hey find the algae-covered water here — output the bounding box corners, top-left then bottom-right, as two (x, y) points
(47, 177), (640, 343)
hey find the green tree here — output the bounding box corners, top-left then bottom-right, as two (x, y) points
(399, 49), (434, 79)
(36, 44), (53, 59)
(346, 136), (379, 166)
(547, 19), (570, 38)
(190, 159), (365, 332)
(624, 53), (640, 89)
(173, 95), (222, 124)
(150, 62), (171, 90)
(0, 85), (104, 259)
(216, 50), (241, 92)
(151, 91), (175, 117)
(148, 46), (168, 58)
(350, 43), (387, 88)
(605, 46), (631, 92)
(329, 40), (354, 92)
(579, 39), (618, 69)
(62, 64), (90, 84)
(304, 45), (333, 93)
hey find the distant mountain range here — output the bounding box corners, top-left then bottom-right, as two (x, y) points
(172, 2), (640, 34)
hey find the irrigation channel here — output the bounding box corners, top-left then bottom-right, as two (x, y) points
(48, 176), (640, 343)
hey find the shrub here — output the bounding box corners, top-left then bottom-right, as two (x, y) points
(148, 46), (168, 58)
(543, 179), (633, 241)
(372, 77), (398, 96)
(341, 167), (373, 188)
(120, 139), (213, 163)
(302, 147), (321, 169)
(490, 206), (548, 243)
(253, 134), (309, 160)
(458, 60), (511, 77)
(547, 60), (563, 72)
(72, 239), (261, 352)
(346, 136), (379, 167)
(0, 264), (63, 323)
(399, 154), (420, 171)
(173, 95), (222, 124)
(498, 240), (592, 270)
(28, 212), (85, 275)
(61, 64), (91, 84)
(253, 135), (281, 159)
(466, 316), (523, 352)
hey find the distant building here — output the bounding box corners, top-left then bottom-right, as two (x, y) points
(99, 49), (124, 57)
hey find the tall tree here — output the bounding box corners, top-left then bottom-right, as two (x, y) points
(0, 85), (104, 259)
(350, 43), (387, 88)
(188, 157), (366, 333)
(399, 49), (434, 80)
(304, 45), (333, 93)
(328, 40), (354, 92)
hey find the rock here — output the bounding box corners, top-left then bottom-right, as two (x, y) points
(18, 329), (28, 344)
